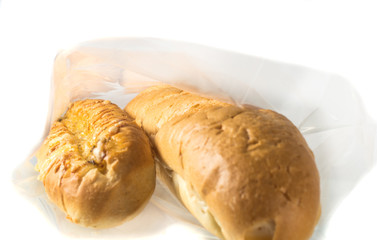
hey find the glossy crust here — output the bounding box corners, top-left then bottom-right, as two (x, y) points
(125, 84), (321, 240)
(36, 99), (155, 228)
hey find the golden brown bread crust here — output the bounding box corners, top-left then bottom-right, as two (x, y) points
(125, 84), (230, 136)
(125, 84), (321, 240)
(36, 99), (155, 228)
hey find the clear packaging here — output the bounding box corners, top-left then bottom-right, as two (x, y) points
(13, 38), (377, 239)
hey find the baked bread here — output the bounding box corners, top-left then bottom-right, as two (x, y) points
(125, 84), (321, 240)
(36, 99), (155, 228)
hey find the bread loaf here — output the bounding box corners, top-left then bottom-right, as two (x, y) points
(125, 84), (321, 240)
(36, 99), (155, 228)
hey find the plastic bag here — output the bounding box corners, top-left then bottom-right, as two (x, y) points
(12, 38), (377, 240)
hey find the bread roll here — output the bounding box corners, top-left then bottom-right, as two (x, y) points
(125, 85), (321, 240)
(36, 99), (155, 228)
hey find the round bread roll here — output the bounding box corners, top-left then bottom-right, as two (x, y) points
(125, 84), (321, 240)
(36, 99), (155, 228)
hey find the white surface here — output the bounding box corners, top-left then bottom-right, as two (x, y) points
(0, 0), (376, 239)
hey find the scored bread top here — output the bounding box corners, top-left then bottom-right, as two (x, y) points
(125, 84), (321, 240)
(36, 99), (155, 228)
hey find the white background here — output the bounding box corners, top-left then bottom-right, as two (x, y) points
(0, 0), (376, 239)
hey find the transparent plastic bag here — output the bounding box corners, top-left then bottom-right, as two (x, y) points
(13, 38), (377, 240)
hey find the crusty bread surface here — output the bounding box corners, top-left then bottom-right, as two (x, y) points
(125, 84), (321, 240)
(36, 99), (155, 228)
